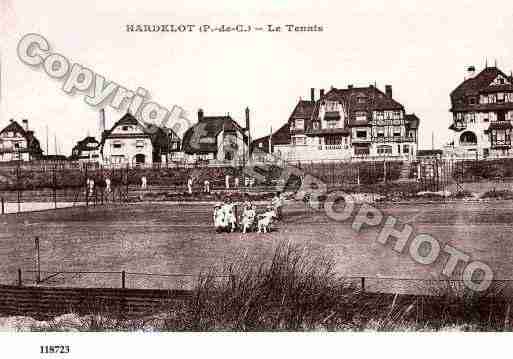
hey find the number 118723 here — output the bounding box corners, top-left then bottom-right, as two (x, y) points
(40, 345), (70, 354)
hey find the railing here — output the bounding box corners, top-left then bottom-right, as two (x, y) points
(373, 136), (416, 143)
(317, 145), (346, 150)
(351, 137), (372, 143)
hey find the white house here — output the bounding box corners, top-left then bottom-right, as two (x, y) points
(0, 119), (43, 161)
(448, 65), (513, 158)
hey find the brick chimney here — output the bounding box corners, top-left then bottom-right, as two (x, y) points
(198, 108), (204, 121)
(22, 119), (29, 131)
(466, 66), (476, 80)
(385, 85), (393, 98)
(348, 84), (353, 89)
(320, 88), (325, 98)
(310, 88), (315, 102)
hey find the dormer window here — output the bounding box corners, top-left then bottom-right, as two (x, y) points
(357, 97), (366, 104)
(469, 97), (476, 105)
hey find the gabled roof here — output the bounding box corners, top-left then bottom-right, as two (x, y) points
(73, 136), (100, 151)
(182, 115), (247, 154)
(290, 100), (315, 119)
(0, 120), (43, 156)
(451, 67), (510, 99)
(324, 86), (404, 112)
(310, 86), (404, 128)
(450, 67), (513, 111)
(101, 112), (181, 152)
(0, 120), (26, 136)
(251, 123), (291, 153)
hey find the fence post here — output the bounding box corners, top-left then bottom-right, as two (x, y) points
(53, 164), (57, 209)
(126, 163), (129, 202)
(16, 160), (21, 213)
(121, 270), (126, 289)
(361, 277), (365, 292)
(85, 164), (89, 206)
(35, 237), (40, 284)
(18, 268), (22, 286)
(1, 197), (4, 215)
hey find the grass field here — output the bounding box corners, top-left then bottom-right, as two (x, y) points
(1, 200), (513, 294)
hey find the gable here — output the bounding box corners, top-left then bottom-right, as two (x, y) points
(111, 122), (146, 135)
(490, 74), (511, 86)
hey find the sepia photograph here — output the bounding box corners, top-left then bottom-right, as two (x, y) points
(1, 0), (513, 357)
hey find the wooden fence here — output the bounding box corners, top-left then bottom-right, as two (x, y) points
(0, 284), (191, 319)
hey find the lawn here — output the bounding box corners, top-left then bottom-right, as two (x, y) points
(1, 200), (513, 294)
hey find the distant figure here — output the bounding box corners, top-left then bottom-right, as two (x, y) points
(187, 177), (193, 195)
(203, 179), (211, 194)
(271, 191), (283, 220)
(105, 177), (111, 193)
(225, 174), (231, 189)
(241, 202), (256, 234)
(141, 176), (147, 190)
(234, 176), (239, 188)
(88, 178), (95, 197)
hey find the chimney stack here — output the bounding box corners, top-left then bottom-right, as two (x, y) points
(198, 108), (204, 122)
(348, 84), (353, 89)
(245, 107), (250, 131)
(385, 85), (393, 98)
(310, 88), (315, 102)
(99, 109), (105, 135)
(320, 88), (325, 98)
(22, 119), (28, 131)
(466, 66), (476, 80)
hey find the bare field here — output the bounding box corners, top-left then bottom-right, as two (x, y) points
(1, 200), (513, 293)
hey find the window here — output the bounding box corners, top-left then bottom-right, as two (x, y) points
(377, 145), (392, 154)
(326, 135), (342, 145)
(356, 130), (367, 139)
(295, 119), (304, 130)
(136, 140), (145, 148)
(500, 78), (505, 84)
(327, 120), (337, 129)
(403, 145), (410, 154)
(393, 126), (401, 137)
(498, 93), (505, 103)
(113, 142), (122, 149)
(469, 97), (476, 105)
(293, 136), (306, 146)
(122, 125), (131, 131)
(355, 112), (367, 121)
(258, 142), (263, 148)
(484, 118), (489, 122)
(357, 97), (366, 104)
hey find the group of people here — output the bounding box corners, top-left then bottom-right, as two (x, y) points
(187, 174), (256, 195)
(213, 192), (284, 234)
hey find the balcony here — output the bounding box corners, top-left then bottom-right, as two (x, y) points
(373, 136), (416, 143)
(491, 140), (511, 149)
(317, 144), (346, 150)
(352, 137), (372, 143)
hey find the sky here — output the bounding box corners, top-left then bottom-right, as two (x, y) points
(1, 0), (513, 155)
